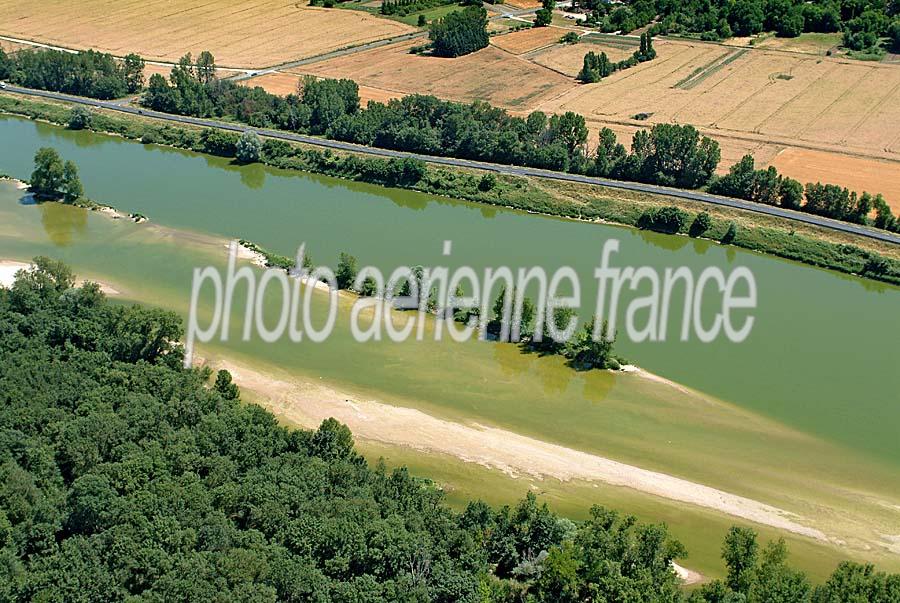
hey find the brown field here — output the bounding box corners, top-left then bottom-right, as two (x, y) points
(240, 72), (301, 96)
(502, 0), (542, 8)
(490, 26), (566, 55)
(770, 149), (900, 213)
(242, 72), (403, 105)
(291, 39), (576, 108)
(0, 0), (414, 68)
(530, 40), (639, 77)
(538, 39), (900, 201)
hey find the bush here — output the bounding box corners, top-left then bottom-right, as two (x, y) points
(67, 106), (92, 130)
(637, 206), (688, 234)
(689, 211), (712, 237)
(478, 173), (497, 191)
(722, 221), (738, 244)
(235, 131), (262, 163)
(336, 252), (359, 290)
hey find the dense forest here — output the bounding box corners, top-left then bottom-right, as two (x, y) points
(0, 48), (143, 100)
(574, 0), (899, 53)
(2, 259), (900, 600)
(2, 259), (899, 600)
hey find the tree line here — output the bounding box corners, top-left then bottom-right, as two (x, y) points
(6, 47), (896, 236)
(574, 0), (898, 51)
(709, 153), (900, 232)
(2, 259), (899, 600)
(0, 47), (143, 100)
(577, 32), (657, 83)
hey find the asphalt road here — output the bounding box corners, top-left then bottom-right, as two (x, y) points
(3, 84), (899, 246)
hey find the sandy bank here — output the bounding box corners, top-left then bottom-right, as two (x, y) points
(215, 358), (829, 544)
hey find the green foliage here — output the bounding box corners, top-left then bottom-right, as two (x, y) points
(6, 94), (900, 286)
(381, 0), (456, 16)
(335, 252), (359, 290)
(29, 147), (65, 199)
(5, 48), (141, 99)
(560, 31), (580, 43)
(67, 106), (92, 130)
(429, 6), (489, 56)
(534, 7), (553, 26)
(61, 160), (83, 203)
(689, 210), (712, 237)
(638, 205), (689, 233)
(235, 131), (262, 164)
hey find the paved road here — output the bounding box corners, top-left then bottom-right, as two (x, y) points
(3, 84), (898, 246)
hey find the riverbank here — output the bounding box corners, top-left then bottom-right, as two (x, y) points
(1, 93), (898, 286)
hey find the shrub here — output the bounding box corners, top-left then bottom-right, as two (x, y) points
(235, 131), (262, 163)
(637, 206), (688, 234)
(68, 106), (92, 130)
(336, 252), (359, 290)
(689, 211), (712, 237)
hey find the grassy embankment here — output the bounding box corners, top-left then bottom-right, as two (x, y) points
(1, 92), (898, 287)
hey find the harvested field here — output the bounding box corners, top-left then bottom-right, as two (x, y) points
(292, 39), (577, 108)
(538, 39), (900, 195)
(241, 72), (403, 105)
(502, 0), (542, 8)
(0, 0), (414, 68)
(770, 149), (900, 212)
(241, 72), (301, 96)
(490, 26), (567, 55)
(531, 40), (639, 77)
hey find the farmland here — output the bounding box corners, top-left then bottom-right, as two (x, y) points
(291, 38), (574, 108)
(0, 0), (414, 68)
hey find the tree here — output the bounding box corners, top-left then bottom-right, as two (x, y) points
(722, 221), (738, 243)
(61, 161), (83, 203)
(689, 211), (712, 237)
(30, 147), (66, 199)
(567, 319), (615, 369)
(729, 0), (765, 36)
(418, 14), (427, 26)
(235, 131), (262, 163)
(196, 50), (217, 84)
(890, 19), (900, 52)
(723, 527), (758, 594)
(535, 7), (553, 26)
(429, 7), (490, 57)
(548, 111), (588, 154)
(214, 369), (240, 399)
(68, 106), (93, 130)
(335, 252), (358, 290)
(779, 177), (803, 209)
(122, 53), (145, 93)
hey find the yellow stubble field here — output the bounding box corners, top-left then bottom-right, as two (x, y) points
(0, 0), (414, 68)
(537, 39), (900, 201)
(291, 38), (577, 109)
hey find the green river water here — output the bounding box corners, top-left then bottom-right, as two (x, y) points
(1, 116), (899, 571)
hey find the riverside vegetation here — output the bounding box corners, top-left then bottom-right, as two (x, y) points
(3, 45), (900, 235)
(238, 240), (624, 371)
(1, 93), (898, 286)
(2, 258), (899, 601)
